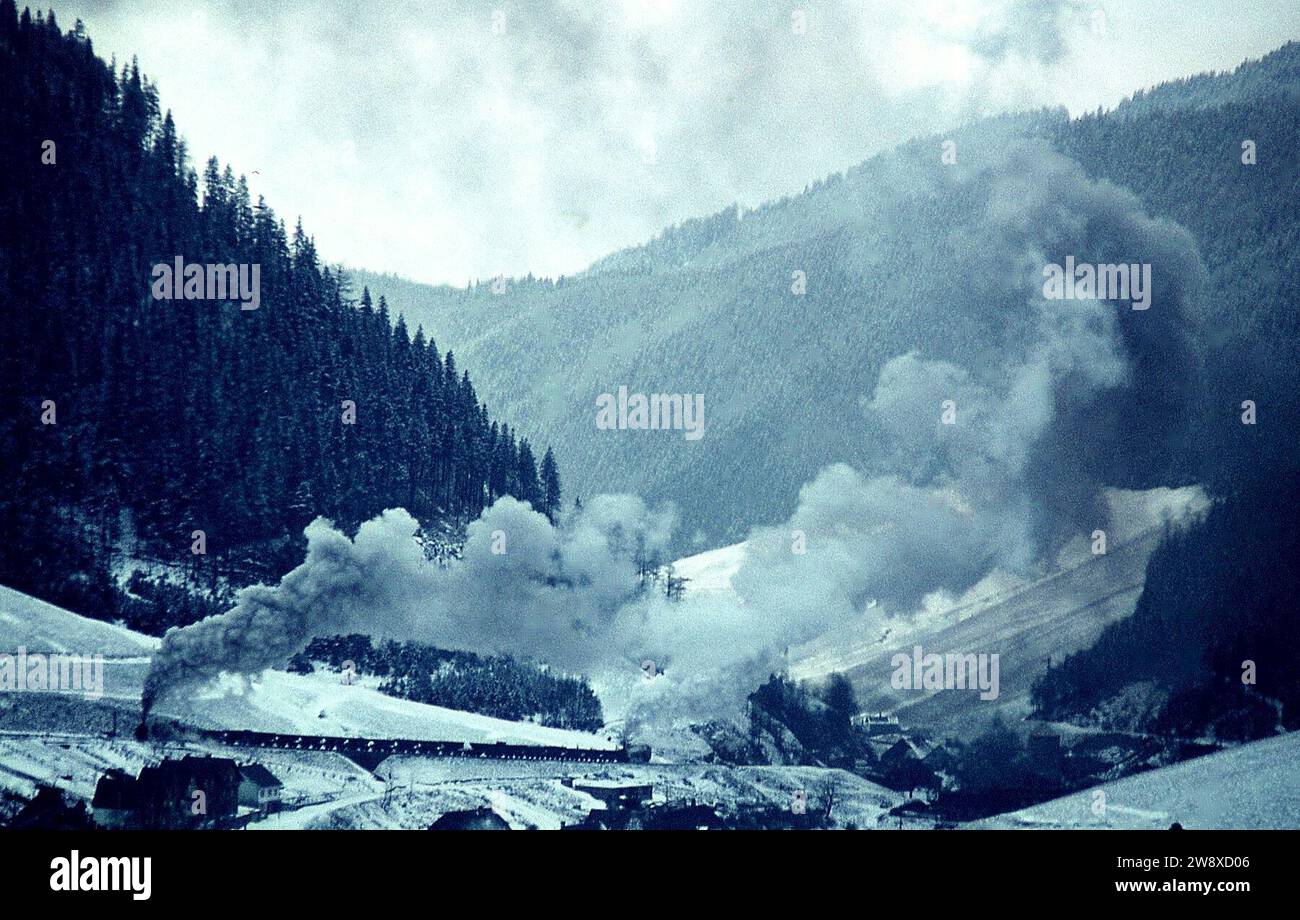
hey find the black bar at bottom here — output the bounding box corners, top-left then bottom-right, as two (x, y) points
(0, 828), (1283, 907)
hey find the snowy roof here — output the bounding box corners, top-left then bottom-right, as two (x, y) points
(238, 763), (283, 788)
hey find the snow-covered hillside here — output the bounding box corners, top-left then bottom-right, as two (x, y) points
(667, 487), (1207, 740)
(0, 584), (614, 750)
(790, 527), (1160, 738)
(977, 732), (1300, 830)
(671, 541), (747, 596)
(0, 587), (158, 658)
(170, 669), (616, 747)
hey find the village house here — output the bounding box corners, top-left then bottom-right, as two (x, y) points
(560, 779), (725, 830)
(875, 737), (940, 796)
(90, 769), (138, 829)
(568, 778), (655, 811)
(8, 786), (93, 830)
(90, 755), (243, 829)
(851, 711), (902, 735)
(237, 763), (284, 814)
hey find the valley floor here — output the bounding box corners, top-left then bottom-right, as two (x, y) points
(2, 579), (1294, 830)
(0, 584), (899, 829)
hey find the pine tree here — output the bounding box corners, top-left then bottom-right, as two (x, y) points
(540, 447), (562, 521)
(515, 441), (542, 509)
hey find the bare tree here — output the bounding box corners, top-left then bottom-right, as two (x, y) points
(664, 565), (689, 601)
(815, 776), (839, 823)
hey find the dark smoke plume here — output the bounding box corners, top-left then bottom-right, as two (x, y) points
(143, 142), (1206, 726)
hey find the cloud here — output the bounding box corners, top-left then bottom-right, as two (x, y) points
(56, 0), (1120, 284)
(967, 0), (1085, 66)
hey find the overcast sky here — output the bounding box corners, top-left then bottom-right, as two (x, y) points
(51, 0), (1300, 285)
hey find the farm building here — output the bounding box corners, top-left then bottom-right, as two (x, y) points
(8, 786), (93, 830)
(564, 797), (724, 830)
(135, 756), (241, 828)
(561, 779), (724, 830)
(851, 712), (902, 735)
(90, 769), (138, 829)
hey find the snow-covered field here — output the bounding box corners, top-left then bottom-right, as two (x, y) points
(0, 587), (158, 658)
(273, 759), (901, 830)
(977, 732), (1300, 830)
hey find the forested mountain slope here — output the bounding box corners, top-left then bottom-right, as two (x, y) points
(359, 43), (1300, 547)
(0, 4), (560, 626)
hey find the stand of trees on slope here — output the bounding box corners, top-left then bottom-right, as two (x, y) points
(291, 634), (603, 732)
(1033, 466), (1300, 741)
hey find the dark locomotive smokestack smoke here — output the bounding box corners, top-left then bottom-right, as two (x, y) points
(141, 510), (432, 714)
(138, 681), (159, 738)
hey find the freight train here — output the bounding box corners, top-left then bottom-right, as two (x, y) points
(138, 719), (649, 764)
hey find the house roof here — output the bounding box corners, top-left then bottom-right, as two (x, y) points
(132, 756), (241, 800)
(880, 737), (932, 761)
(238, 763), (283, 788)
(164, 755), (241, 780)
(12, 787), (91, 829)
(91, 770), (138, 809)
